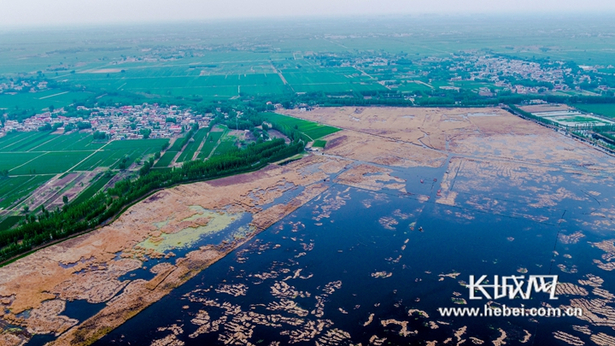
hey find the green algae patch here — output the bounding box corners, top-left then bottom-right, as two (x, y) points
(139, 207), (243, 252)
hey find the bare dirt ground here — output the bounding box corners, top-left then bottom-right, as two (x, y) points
(519, 104), (574, 113)
(3, 106), (615, 345)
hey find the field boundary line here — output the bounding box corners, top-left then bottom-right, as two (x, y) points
(7, 152), (48, 173)
(0, 134), (37, 151)
(28, 135), (62, 152)
(66, 141), (112, 172)
(38, 91), (70, 100)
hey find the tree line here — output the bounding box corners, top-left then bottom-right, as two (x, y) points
(0, 136), (304, 263)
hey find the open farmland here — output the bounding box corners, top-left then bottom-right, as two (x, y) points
(197, 131), (225, 159)
(211, 137), (238, 156)
(61, 65), (289, 99)
(77, 138), (169, 170)
(70, 172), (114, 205)
(10, 151), (93, 175)
(153, 150), (177, 168)
(575, 103), (615, 118)
(524, 109), (615, 127)
(0, 131), (168, 219)
(0, 175), (52, 209)
(177, 127), (209, 162)
(0, 89), (94, 112)
(263, 112), (340, 140)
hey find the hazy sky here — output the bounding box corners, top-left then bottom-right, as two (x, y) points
(2, 0), (614, 27)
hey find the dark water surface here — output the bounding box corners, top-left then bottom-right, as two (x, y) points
(90, 159), (615, 345)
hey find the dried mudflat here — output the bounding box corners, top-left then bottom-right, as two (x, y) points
(3, 106), (615, 345)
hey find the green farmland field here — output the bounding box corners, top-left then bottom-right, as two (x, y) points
(262, 112), (340, 140)
(0, 89), (94, 112)
(0, 152), (45, 171)
(197, 131), (225, 159)
(0, 175), (52, 209)
(154, 151), (177, 167)
(74, 138), (169, 170)
(0, 132), (168, 214)
(0, 216), (23, 232)
(312, 139), (327, 148)
(575, 104), (615, 118)
(71, 173), (114, 205)
(177, 128), (209, 162)
(10, 151), (93, 175)
(212, 139), (238, 157)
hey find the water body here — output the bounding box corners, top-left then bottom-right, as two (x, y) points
(94, 159), (615, 345)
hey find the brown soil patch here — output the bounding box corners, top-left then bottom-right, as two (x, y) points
(519, 104), (573, 113)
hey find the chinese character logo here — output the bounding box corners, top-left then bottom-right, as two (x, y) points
(467, 275), (558, 300)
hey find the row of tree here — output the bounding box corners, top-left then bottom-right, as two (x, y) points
(0, 135), (304, 262)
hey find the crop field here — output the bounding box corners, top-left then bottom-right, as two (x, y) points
(10, 151), (93, 175)
(197, 131), (226, 159)
(0, 216), (22, 232)
(0, 132), (41, 151)
(278, 67), (386, 94)
(0, 152), (44, 172)
(212, 138), (238, 157)
(168, 134), (190, 152)
(262, 112), (340, 140)
(61, 67), (288, 98)
(0, 132), (54, 152)
(76, 138), (169, 170)
(312, 139), (327, 148)
(71, 173), (114, 205)
(0, 132), (168, 219)
(154, 151), (177, 168)
(0, 89), (94, 112)
(575, 104), (615, 118)
(0, 175), (52, 209)
(0, 132), (104, 153)
(177, 128), (209, 162)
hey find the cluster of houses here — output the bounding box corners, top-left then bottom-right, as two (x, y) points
(0, 79), (48, 94)
(1, 104), (212, 140)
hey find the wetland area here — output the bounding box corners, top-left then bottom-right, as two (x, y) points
(2, 107), (615, 346)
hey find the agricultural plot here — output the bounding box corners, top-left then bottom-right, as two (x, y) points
(197, 131), (224, 159)
(10, 151), (93, 175)
(0, 216), (22, 232)
(531, 110), (615, 127)
(177, 128), (209, 162)
(154, 151), (177, 168)
(212, 139), (238, 157)
(0, 89), (94, 112)
(70, 173), (113, 205)
(0, 133), (168, 217)
(0, 132), (40, 151)
(36, 132), (105, 151)
(0, 131), (104, 153)
(262, 112), (340, 140)
(312, 139), (327, 148)
(279, 68), (386, 94)
(575, 104), (615, 118)
(2, 132), (53, 152)
(63, 66), (288, 98)
(5, 134), (165, 174)
(0, 175), (52, 209)
(0, 152), (44, 172)
(77, 138), (168, 170)
(396, 82), (433, 93)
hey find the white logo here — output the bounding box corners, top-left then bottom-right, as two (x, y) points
(467, 275), (558, 300)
